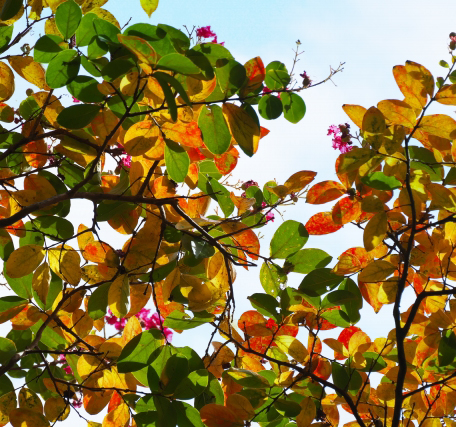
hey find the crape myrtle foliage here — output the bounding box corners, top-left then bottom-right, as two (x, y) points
(0, 0), (349, 426)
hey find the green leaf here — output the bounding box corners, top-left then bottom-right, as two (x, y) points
(172, 369), (209, 400)
(283, 248), (332, 274)
(206, 176), (234, 217)
(258, 94), (283, 120)
(30, 319), (67, 350)
(67, 75), (105, 103)
(32, 216), (74, 241)
(148, 260), (178, 282)
(46, 49), (81, 89)
(281, 92), (306, 123)
(75, 13), (97, 47)
(153, 74), (177, 121)
(34, 35), (66, 63)
(409, 146), (444, 182)
(165, 138), (190, 183)
(101, 58), (135, 82)
(163, 310), (214, 330)
(299, 268), (344, 296)
(153, 71), (192, 106)
(360, 352), (387, 372)
(96, 200), (136, 221)
(439, 330), (456, 367)
(223, 368), (270, 388)
(321, 290), (356, 310)
(174, 401), (205, 427)
(134, 412), (159, 427)
(4, 266), (33, 299)
(270, 220), (308, 259)
(264, 181), (279, 205)
(274, 399), (301, 417)
(198, 105), (231, 155)
(107, 94), (146, 128)
(93, 17), (120, 44)
(124, 23), (175, 57)
(0, 24), (12, 55)
(161, 353), (189, 395)
(0, 373), (13, 398)
(321, 309), (350, 328)
(338, 277), (362, 324)
(0, 229), (13, 261)
(248, 293), (280, 322)
(57, 104), (100, 129)
(117, 328), (164, 373)
(360, 171), (402, 190)
(260, 262), (287, 297)
(0, 296), (27, 314)
(87, 282), (110, 320)
(193, 43), (234, 67)
(214, 59), (246, 98)
(194, 373), (224, 409)
(55, 0), (82, 40)
(0, 0), (21, 21)
(264, 61), (290, 90)
(6, 329), (32, 353)
(157, 53), (201, 75)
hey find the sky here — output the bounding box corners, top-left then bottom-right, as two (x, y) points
(3, 0), (456, 424)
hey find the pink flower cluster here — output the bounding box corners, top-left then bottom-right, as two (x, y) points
(299, 71), (312, 87)
(59, 353), (73, 375)
(105, 308), (173, 341)
(116, 143), (132, 169)
(196, 26), (224, 46)
(327, 123), (353, 153)
(261, 201), (275, 222)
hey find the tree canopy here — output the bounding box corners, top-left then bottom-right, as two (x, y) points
(2, 2), (456, 427)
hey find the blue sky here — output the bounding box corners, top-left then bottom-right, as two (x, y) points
(3, 0), (456, 423)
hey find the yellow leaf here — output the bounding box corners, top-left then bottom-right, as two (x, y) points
(405, 60), (434, 97)
(32, 262), (51, 305)
(186, 76), (217, 102)
(377, 99), (416, 128)
(102, 401), (130, 427)
(283, 170), (317, 194)
(363, 212), (387, 251)
(362, 106), (386, 133)
(5, 245), (45, 279)
(296, 397), (316, 427)
(124, 120), (160, 156)
(140, 0), (158, 17)
(43, 397), (69, 422)
(274, 335), (308, 363)
(88, 7), (120, 28)
(9, 408), (50, 427)
(358, 260), (396, 283)
(108, 274), (130, 318)
(91, 109), (120, 145)
(80, 0), (107, 13)
(0, 391), (16, 425)
(48, 245), (81, 285)
(28, 0), (43, 20)
(222, 103), (260, 157)
(419, 114), (456, 140)
(378, 278), (399, 304)
(8, 56), (50, 90)
(428, 183), (456, 212)
(0, 61), (15, 102)
(342, 104), (366, 129)
(72, 308), (94, 339)
(393, 65), (428, 110)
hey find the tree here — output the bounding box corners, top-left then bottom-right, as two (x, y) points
(4, 2), (456, 427)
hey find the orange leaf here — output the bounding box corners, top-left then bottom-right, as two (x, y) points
(162, 120), (203, 148)
(102, 401), (129, 427)
(332, 247), (370, 275)
(237, 310), (272, 337)
(23, 139), (47, 168)
(342, 104), (367, 129)
(284, 170), (317, 194)
(331, 196), (361, 225)
(306, 181), (346, 204)
(241, 56), (265, 96)
(377, 99), (416, 128)
(185, 162), (199, 189)
(91, 109), (120, 146)
(200, 404), (242, 427)
(220, 222), (260, 260)
(83, 241), (119, 267)
(305, 212), (343, 235)
(186, 192), (211, 218)
(108, 208), (140, 235)
(215, 145), (239, 175)
(124, 120), (160, 156)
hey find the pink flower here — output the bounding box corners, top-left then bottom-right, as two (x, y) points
(265, 212), (275, 222)
(58, 354), (73, 375)
(299, 71), (312, 87)
(72, 97), (80, 103)
(119, 155), (131, 168)
(196, 26), (216, 39)
(328, 123), (353, 153)
(262, 87), (273, 94)
(72, 398), (82, 408)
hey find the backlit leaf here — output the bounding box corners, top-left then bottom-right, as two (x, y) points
(108, 274), (129, 318)
(5, 245), (45, 279)
(270, 220), (308, 259)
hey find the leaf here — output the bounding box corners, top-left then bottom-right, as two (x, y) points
(296, 397), (316, 427)
(223, 368), (270, 388)
(164, 138), (190, 183)
(342, 104), (366, 128)
(358, 260), (396, 283)
(377, 99), (416, 128)
(117, 328), (163, 372)
(174, 401), (205, 427)
(405, 60), (434, 97)
(260, 262), (287, 297)
(283, 248), (332, 274)
(0, 62), (14, 102)
(220, 222), (260, 260)
(55, 0), (81, 40)
(270, 220), (308, 259)
(46, 49), (80, 88)
(0, 0), (22, 21)
(222, 103), (260, 157)
(108, 274), (129, 318)
(306, 181), (345, 204)
(140, 0), (158, 17)
(305, 212), (343, 235)
(200, 404), (241, 427)
(360, 171), (402, 190)
(274, 335), (308, 362)
(33, 35), (66, 63)
(281, 92), (306, 123)
(124, 120), (160, 156)
(117, 34), (157, 64)
(331, 196), (361, 225)
(299, 268), (344, 296)
(8, 56), (49, 90)
(258, 94), (283, 120)
(0, 337), (16, 365)
(57, 104), (100, 129)
(428, 183), (456, 212)
(67, 75), (105, 103)
(438, 330), (456, 367)
(393, 64), (428, 109)
(9, 408), (50, 427)
(419, 114), (456, 140)
(198, 105), (231, 155)
(337, 147), (375, 174)
(5, 245), (45, 279)
(363, 212), (387, 251)
(264, 61), (290, 90)
(32, 262), (50, 305)
(48, 245), (81, 285)
(157, 53), (201, 75)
